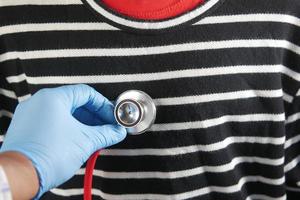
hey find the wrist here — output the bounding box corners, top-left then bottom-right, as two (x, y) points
(0, 151), (39, 200)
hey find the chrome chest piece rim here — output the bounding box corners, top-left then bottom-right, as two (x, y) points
(114, 90), (156, 135)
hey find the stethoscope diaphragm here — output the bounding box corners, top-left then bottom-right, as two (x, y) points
(114, 90), (156, 135)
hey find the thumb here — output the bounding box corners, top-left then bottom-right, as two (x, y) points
(86, 124), (127, 151)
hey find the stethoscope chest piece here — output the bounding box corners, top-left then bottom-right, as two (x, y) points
(114, 90), (156, 135)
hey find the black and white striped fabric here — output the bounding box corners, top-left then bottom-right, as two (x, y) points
(1, 0), (300, 199)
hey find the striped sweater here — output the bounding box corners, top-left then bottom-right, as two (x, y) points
(1, 0), (300, 199)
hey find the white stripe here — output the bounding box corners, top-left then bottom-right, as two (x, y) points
(17, 94), (31, 102)
(282, 91), (293, 103)
(0, 0), (82, 7)
(76, 156), (284, 179)
(296, 88), (300, 96)
(197, 13), (300, 27)
(85, 0), (220, 30)
(6, 74), (27, 84)
(150, 113), (285, 132)
(285, 112), (300, 125)
(0, 110), (13, 118)
(0, 88), (16, 99)
(1, 14), (300, 36)
(4, 65), (300, 92)
(155, 89), (283, 106)
(0, 113), (277, 134)
(100, 136), (285, 156)
(0, 88), (31, 102)
(50, 188), (83, 197)
(0, 23), (118, 36)
(50, 175), (285, 200)
(284, 155), (300, 173)
(0, 135), (4, 142)
(285, 135), (300, 149)
(281, 64), (300, 82)
(246, 194), (286, 200)
(286, 186), (300, 192)
(1, 40), (300, 62)
(0, 89), (282, 107)
(5, 64), (283, 84)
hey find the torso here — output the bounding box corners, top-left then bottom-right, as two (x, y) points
(1, 0), (300, 199)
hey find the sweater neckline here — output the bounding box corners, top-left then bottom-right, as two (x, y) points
(101, 0), (205, 20)
(81, 0), (224, 33)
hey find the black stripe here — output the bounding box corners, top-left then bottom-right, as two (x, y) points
(282, 74), (300, 101)
(0, 77), (12, 90)
(21, 73), (282, 100)
(1, 48), (284, 76)
(1, 21), (300, 52)
(287, 190), (300, 200)
(56, 164), (284, 197)
(7, 81), (31, 98)
(95, 143), (283, 172)
(111, 122), (285, 149)
(285, 97), (300, 139)
(0, 5), (101, 26)
(0, 116), (11, 133)
(284, 142), (300, 164)
(9, 86), (284, 125)
(214, 0), (300, 16)
(83, 166), (284, 196)
(0, 95), (17, 112)
(154, 97), (284, 123)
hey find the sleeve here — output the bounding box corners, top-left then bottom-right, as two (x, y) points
(0, 53), (18, 136)
(281, 3), (300, 199)
(282, 14), (300, 200)
(0, 166), (12, 200)
(0, 75), (18, 136)
(0, 10), (29, 137)
(284, 88), (300, 199)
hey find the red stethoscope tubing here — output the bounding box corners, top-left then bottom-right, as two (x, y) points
(84, 150), (101, 200)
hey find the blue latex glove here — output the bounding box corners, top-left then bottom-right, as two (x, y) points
(0, 84), (127, 199)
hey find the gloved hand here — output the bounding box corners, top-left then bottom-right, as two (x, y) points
(0, 84), (127, 199)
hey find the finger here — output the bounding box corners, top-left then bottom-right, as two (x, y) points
(87, 124), (127, 150)
(56, 84), (117, 124)
(73, 107), (106, 126)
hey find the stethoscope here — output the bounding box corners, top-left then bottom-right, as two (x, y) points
(84, 90), (156, 200)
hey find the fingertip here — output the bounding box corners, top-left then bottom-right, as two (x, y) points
(116, 125), (127, 139)
(111, 124), (127, 141)
(99, 124), (127, 147)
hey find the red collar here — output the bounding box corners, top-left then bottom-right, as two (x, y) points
(101, 0), (205, 20)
